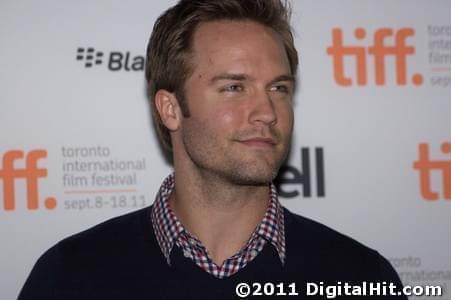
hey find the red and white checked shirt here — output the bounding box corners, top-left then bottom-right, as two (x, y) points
(151, 173), (286, 279)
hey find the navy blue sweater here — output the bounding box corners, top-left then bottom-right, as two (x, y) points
(19, 206), (406, 299)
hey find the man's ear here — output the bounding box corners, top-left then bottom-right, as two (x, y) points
(154, 89), (182, 131)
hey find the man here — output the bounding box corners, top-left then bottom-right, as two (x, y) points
(20, 1), (406, 299)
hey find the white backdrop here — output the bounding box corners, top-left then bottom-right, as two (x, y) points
(1, 1), (450, 299)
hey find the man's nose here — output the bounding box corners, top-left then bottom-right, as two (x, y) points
(248, 90), (277, 126)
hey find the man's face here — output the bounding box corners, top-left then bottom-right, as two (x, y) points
(178, 20), (294, 185)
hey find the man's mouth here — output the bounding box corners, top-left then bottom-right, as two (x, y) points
(238, 137), (277, 148)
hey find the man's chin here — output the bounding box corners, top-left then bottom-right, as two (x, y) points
(225, 168), (280, 186)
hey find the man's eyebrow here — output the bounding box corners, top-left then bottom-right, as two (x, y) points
(209, 73), (295, 85)
(268, 74), (296, 85)
(209, 73), (252, 84)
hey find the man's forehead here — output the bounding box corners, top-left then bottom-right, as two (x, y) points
(193, 19), (279, 45)
(190, 20), (291, 76)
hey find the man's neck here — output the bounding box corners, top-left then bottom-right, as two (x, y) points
(169, 166), (270, 266)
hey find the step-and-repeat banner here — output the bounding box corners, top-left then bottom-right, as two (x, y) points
(1, 1), (450, 299)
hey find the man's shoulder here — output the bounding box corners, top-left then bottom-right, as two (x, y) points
(65, 207), (152, 250)
(284, 208), (377, 255)
(39, 206), (159, 269)
(283, 208), (397, 280)
(19, 206), (169, 299)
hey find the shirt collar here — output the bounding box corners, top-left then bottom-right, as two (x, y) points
(151, 173), (286, 265)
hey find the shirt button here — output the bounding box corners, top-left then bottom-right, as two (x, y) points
(250, 249), (259, 257)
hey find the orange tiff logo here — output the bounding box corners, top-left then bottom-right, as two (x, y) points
(0, 150), (57, 210)
(413, 143), (451, 201)
(327, 28), (423, 86)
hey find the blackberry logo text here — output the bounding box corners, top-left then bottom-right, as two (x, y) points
(76, 47), (144, 71)
(76, 48), (104, 67)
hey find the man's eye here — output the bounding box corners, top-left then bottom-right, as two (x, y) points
(222, 84), (243, 92)
(269, 84), (290, 93)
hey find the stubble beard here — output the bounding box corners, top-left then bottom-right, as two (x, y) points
(181, 118), (290, 186)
